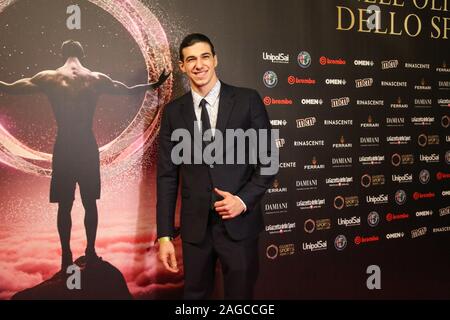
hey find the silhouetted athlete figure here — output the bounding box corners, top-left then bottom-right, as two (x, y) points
(0, 40), (170, 271)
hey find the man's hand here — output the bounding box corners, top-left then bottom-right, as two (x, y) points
(213, 188), (245, 219)
(158, 240), (179, 273)
(151, 69), (171, 90)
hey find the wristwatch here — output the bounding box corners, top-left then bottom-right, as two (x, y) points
(158, 236), (173, 243)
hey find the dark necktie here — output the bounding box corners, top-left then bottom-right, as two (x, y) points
(200, 98), (213, 142)
(200, 99), (218, 211)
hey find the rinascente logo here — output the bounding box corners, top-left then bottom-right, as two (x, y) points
(323, 119), (353, 126)
(357, 99), (384, 106)
(405, 62), (430, 69)
(279, 162), (296, 169)
(433, 226), (450, 233)
(262, 52), (290, 64)
(381, 81), (407, 87)
(294, 140), (325, 147)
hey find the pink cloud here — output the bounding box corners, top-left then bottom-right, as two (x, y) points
(0, 212), (183, 299)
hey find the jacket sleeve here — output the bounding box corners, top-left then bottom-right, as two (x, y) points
(156, 104), (179, 238)
(236, 90), (278, 211)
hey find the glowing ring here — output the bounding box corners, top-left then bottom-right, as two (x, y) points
(0, 0), (172, 178)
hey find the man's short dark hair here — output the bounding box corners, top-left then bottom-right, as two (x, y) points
(61, 40), (85, 60)
(179, 33), (215, 61)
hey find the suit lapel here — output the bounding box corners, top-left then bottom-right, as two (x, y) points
(215, 83), (236, 136)
(180, 92), (203, 151)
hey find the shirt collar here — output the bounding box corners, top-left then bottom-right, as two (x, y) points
(192, 80), (221, 108)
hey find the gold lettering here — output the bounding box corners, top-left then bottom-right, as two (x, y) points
(431, 16), (442, 38)
(443, 16), (450, 38)
(389, 11), (403, 35)
(431, 0), (443, 10)
(358, 8), (372, 32)
(404, 14), (422, 37)
(337, 6), (355, 31)
(374, 11), (388, 33)
(413, 0), (429, 9)
(393, 0), (405, 6)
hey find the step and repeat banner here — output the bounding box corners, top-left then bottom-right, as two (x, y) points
(0, 0), (449, 299)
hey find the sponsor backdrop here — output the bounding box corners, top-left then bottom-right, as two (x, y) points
(0, 0), (449, 299)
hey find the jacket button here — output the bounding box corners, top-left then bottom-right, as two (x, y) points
(209, 164), (214, 168)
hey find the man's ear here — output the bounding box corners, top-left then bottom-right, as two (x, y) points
(214, 54), (218, 68)
(178, 60), (186, 73)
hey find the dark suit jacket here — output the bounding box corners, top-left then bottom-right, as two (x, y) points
(156, 82), (276, 244)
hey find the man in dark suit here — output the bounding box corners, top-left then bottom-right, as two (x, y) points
(156, 33), (277, 299)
